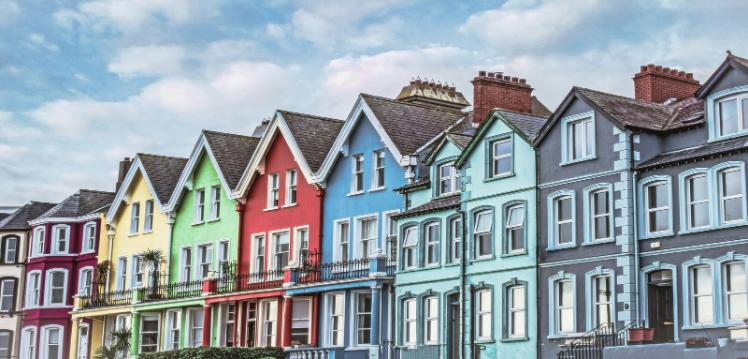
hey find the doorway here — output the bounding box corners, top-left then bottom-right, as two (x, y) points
(648, 270), (674, 343)
(77, 324), (89, 359)
(447, 294), (460, 359)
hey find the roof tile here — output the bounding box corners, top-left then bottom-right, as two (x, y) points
(0, 201), (57, 230)
(139, 153), (188, 204)
(279, 111), (344, 172)
(203, 130), (260, 189)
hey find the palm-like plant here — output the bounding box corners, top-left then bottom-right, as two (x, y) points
(138, 249), (163, 297)
(95, 328), (131, 359)
(96, 260), (111, 294)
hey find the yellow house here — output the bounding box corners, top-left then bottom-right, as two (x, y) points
(70, 153), (187, 359)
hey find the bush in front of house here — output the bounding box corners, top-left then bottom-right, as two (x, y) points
(138, 347), (284, 359)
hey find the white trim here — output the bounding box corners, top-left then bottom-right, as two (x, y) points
(291, 225), (310, 266)
(77, 266), (94, 296)
(50, 224), (70, 255)
(20, 326), (36, 359)
(81, 221), (97, 254)
(268, 229), (291, 272)
(186, 308), (203, 348)
(333, 219), (351, 263)
(25, 270), (41, 308)
(139, 313), (162, 352)
(44, 268), (69, 307)
(353, 213), (379, 259)
(107, 154), (171, 222)
(163, 309), (181, 351)
(40, 324), (64, 359)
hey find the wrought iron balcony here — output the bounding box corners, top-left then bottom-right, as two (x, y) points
(76, 289), (133, 310)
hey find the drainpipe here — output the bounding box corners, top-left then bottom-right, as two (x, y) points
(235, 200), (246, 272)
(165, 212), (175, 280)
(458, 207), (467, 359)
(106, 223), (115, 291)
(630, 133), (641, 325)
(535, 148), (542, 356)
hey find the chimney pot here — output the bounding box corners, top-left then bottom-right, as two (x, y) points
(472, 70), (533, 124)
(487, 72), (494, 78)
(634, 64), (700, 103)
(686, 73), (694, 79)
(519, 79), (526, 84)
(678, 71), (686, 77)
(511, 77), (519, 83)
(478, 70), (486, 77)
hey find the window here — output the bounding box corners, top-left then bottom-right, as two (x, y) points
(438, 162), (458, 195)
(556, 280), (575, 334)
(295, 228), (309, 266)
(424, 296), (438, 344)
(116, 314), (130, 330)
(21, 327), (35, 359)
(719, 168), (745, 223)
(505, 204), (525, 253)
(2, 236), (18, 263)
(140, 315), (160, 352)
(352, 154), (364, 193)
(45, 270), (66, 306)
(210, 186), (221, 219)
(222, 304), (236, 347)
(329, 294), (344, 346)
(267, 174), (279, 209)
(290, 299), (310, 346)
(51, 225), (69, 254)
(507, 285), (526, 338)
(716, 93), (748, 137)
(356, 293), (372, 345)
(133, 256), (145, 287)
(335, 221), (350, 262)
(188, 309), (203, 348)
(565, 116), (594, 162)
(490, 137), (512, 177)
(32, 227), (45, 257)
(403, 298), (416, 346)
(357, 217), (376, 259)
(0, 279), (14, 312)
(402, 226), (417, 269)
(181, 247), (192, 281)
(261, 301), (277, 346)
(589, 189), (611, 242)
(82, 223), (96, 253)
(475, 289), (492, 341)
(245, 302), (257, 347)
(690, 265), (714, 324)
(198, 244), (213, 279)
(165, 310), (180, 350)
(724, 261), (748, 322)
(26, 272), (40, 308)
(285, 170), (297, 205)
(686, 174), (710, 229)
(592, 276), (612, 327)
(384, 211), (399, 262)
(473, 210), (492, 258)
(130, 202), (140, 234)
(253, 235), (265, 273)
(0, 331), (11, 358)
(78, 268), (93, 296)
(644, 181), (671, 235)
(553, 195), (574, 247)
(116, 257), (127, 290)
(424, 222), (439, 265)
(42, 326), (62, 359)
(218, 241), (230, 277)
(373, 150), (385, 189)
(144, 200), (154, 231)
(449, 217), (462, 263)
(195, 189), (206, 223)
(272, 232), (290, 272)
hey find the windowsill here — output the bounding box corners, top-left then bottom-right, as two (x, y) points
(142, 229), (153, 234)
(80, 250), (96, 255)
(190, 222), (204, 226)
(347, 191), (365, 197)
(708, 131), (748, 143)
(206, 217), (220, 223)
(345, 345), (372, 351)
(471, 255), (496, 263)
(501, 250), (528, 257)
(501, 336), (529, 342)
(679, 221), (748, 235)
(560, 156), (597, 166)
(424, 263), (440, 268)
(263, 207), (279, 212)
(484, 172), (515, 182)
(444, 262), (460, 267)
(368, 187), (386, 193)
(128, 233), (139, 237)
(581, 238), (615, 246)
(436, 191), (460, 198)
(640, 231), (674, 240)
(422, 342), (440, 346)
(683, 323), (734, 330)
(473, 338), (495, 344)
(546, 244), (577, 252)
(547, 333), (583, 340)
(282, 203), (297, 208)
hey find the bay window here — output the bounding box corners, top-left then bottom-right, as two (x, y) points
(51, 225), (69, 254)
(42, 326), (62, 359)
(26, 272), (40, 307)
(32, 227), (45, 257)
(45, 270), (66, 306)
(82, 222), (96, 253)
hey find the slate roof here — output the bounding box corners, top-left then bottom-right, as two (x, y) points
(576, 87), (704, 132)
(531, 96), (553, 118)
(138, 153), (188, 204)
(203, 130), (260, 189)
(0, 201), (57, 230)
(361, 94), (466, 156)
(393, 194), (460, 219)
(447, 133), (474, 149)
(498, 109), (549, 142)
(638, 136), (748, 170)
(278, 110), (344, 173)
(35, 190), (114, 221)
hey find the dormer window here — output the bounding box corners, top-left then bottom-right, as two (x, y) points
(561, 111), (595, 164)
(716, 93), (748, 137)
(438, 162), (458, 195)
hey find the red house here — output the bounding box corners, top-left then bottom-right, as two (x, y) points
(206, 110), (342, 349)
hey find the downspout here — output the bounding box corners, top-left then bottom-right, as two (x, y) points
(235, 200), (246, 272)
(106, 223), (115, 291)
(165, 212), (175, 281)
(535, 147), (542, 356)
(630, 133), (641, 325)
(458, 205), (467, 359)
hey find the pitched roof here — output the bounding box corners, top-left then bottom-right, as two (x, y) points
(0, 201), (56, 230)
(447, 133), (473, 149)
(393, 194), (460, 219)
(361, 94), (466, 156)
(531, 96), (553, 118)
(0, 214), (7, 222)
(696, 52), (748, 98)
(138, 153), (188, 205)
(279, 110), (344, 173)
(497, 109), (549, 142)
(203, 130), (260, 189)
(638, 135), (748, 170)
(35, 189), (114, 221)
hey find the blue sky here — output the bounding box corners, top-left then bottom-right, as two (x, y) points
(1, 0), (747, 205)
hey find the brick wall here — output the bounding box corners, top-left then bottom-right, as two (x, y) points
(472, 71), (533, 124)
(633, 64), (700, 103)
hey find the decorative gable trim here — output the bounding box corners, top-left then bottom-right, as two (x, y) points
(696, 53), (748, 99)
(106, 155), (165, 223)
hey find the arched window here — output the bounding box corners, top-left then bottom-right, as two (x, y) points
(401, 226), (417, 269)
(20, 327), (36, 359)
(81, 222), (97, 254)
(40, 325), (63, 359)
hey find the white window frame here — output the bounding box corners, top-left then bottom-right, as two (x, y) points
(686, 173), (711, 230)
(81, 222), (97, 254)
(548, 191), (576, 249)
(327, 293), (345, 347)
(591, 275), (613, 328)
(197, 244), (213, 280)
(505, 204), (526, 254)
(2, 236), (17, 264)
(252, 234), (266, 273)
(285, 170), (297, 206)
(550, 275), (577, 336)
(715, 92), (748, 138)
(164, 310), (180, 350)
(723, 261), (748, 323)
(437, 162), (459, 196)
(260, 300), (278, 347)
(26, 271), (41, 308)
(383, 210), (400, 262)
(351, 154), (365, 194)
(210, 185), (221, 220)
(219, 303), (236, 347)
(267, 173), (280, 209)
(490, 137), (513, 178)
(449, 217), (462, 263)
(0, 279), (15, 312)
(32, 227), (45, 257)
(507, 284), (526, 339)
(475, 288), (493, 341)
(333, 220), (350, 263)
(473, 210), (493, 259)
(718, 167), (746, 224)
(561, 112), (596, 164)
(143, 200), (154, 232)
(402, 226), (417, 269)
(402, 297), (416, 347)
(290, 298), (311, 346)
(44, 269), (68, 307)
(78, 267), (94, 296)
(181, 247), (193, 281)
(40, 325), (63, 359)
(292, 226), (309, 266)
(424, 296), (439, 344)
(116, 257), (127, 291)
(218, 240), (230, 277)
(194, 189), (206, 223)
(589, 188), (612, 242)
(355, 215), (378, 259)
(643, 179), (672, 237)
(51, 224), (70, 255)
(20, 326), (36, 359)
(139, 314), (161, 353)
(269, 231), (290, 273)
(689, 264), (715, 325)
(424, 222), (439, 266)
(130, 202), (140, 234)
(372, 150), (386, 190)
(187, 308), (203, 348)
(354, 291), (372, 346)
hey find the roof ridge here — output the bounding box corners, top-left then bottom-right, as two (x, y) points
(494, 107), (550, 119)
(79, 189), (115, 195)
(137, 152), (187, 160)
(278, 110), (343, 123)
(202, 129), (258, 139)
(361, 93), (466, 114)
(575, 86), (671, 110)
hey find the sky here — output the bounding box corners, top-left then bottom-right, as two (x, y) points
(1, 0), (747, 205)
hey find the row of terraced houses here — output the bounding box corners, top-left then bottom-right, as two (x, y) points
(2, 52), (748, 359)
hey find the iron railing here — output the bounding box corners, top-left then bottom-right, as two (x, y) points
(141, 279), (203, 302)
(78, 289), (133, 309)
(216, 269), (284, 293)
(557, 321), (639, 359)
(398, 345), (439, 359)
(294, 258), (370, 284)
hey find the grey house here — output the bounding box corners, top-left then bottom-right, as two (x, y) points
(537, 53), (748, 358)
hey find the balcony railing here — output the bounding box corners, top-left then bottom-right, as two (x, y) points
(215, 269), (284, 294)
(140, 279), (203, 303)
(294, 258), (370, 284)
(78, 289), (133, 309)
(557, 322), (639, 359)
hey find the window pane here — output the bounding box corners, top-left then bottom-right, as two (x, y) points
(573, 121), (585, 159)
(724, 198), (744, 222)
(478, 234), (491, 256)
(594, 216), (609, 239)
(475, 212), (491, 232)
(510, 228), (524, 251)
(585, 119), (594, 155)
(558, 223), (572, 244)
(728, 262), (747, 292)
(560, 308), (574, 332)
(689, 176), (708, 202)
(403, 227), (417, 247)
(695, 295), (714, 323)
(648, 183), (668, 208)
(507, 206), (524, 226)
(497, 158), (512, 175)
(593, 191), (608, 215)
(729, 293), (748, 320)
(495, 139), (511, 156)
(720, 98), (739, 135)
(649, 210), (669, 232)
(691, 202), (710, 228)
(723, 170), (742, 197)
(557, 197), (572, 221)
(743, 98), (748, 130)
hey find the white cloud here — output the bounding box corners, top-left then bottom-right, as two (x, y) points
(108, 45), (187, 78)
(265, 23), (287, 41)
(0, 0), (19, 26)
(460, 0), (607, 50)
(28, 33), (59, 52)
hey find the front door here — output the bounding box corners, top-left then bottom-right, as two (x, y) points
(648, 270), (674, 343)
(447, 294), (460, 359)
(77, 324), (89, 359)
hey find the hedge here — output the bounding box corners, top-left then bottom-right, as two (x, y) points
(138, 347), (284, 359)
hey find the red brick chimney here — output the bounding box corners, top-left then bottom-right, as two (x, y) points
(116, 157), (132, 191)
(472, 71), (533, 124)
(633, 64), (700, 103)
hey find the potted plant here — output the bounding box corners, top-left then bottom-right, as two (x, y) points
(138, 249), (163, 299)
(686, 336), (713, 348)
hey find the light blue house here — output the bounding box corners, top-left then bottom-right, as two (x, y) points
(284, 81), (468, 359)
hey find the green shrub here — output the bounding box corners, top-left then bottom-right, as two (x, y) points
(138, 347), (284, 359)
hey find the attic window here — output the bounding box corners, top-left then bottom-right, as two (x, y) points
(560, 111), (596, 165)
(716, 93), (748, 137)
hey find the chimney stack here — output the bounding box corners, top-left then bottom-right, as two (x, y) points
(472, 70), (533, 124)
(116, 157), (132, 191)
(633, 64), (700, 103)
